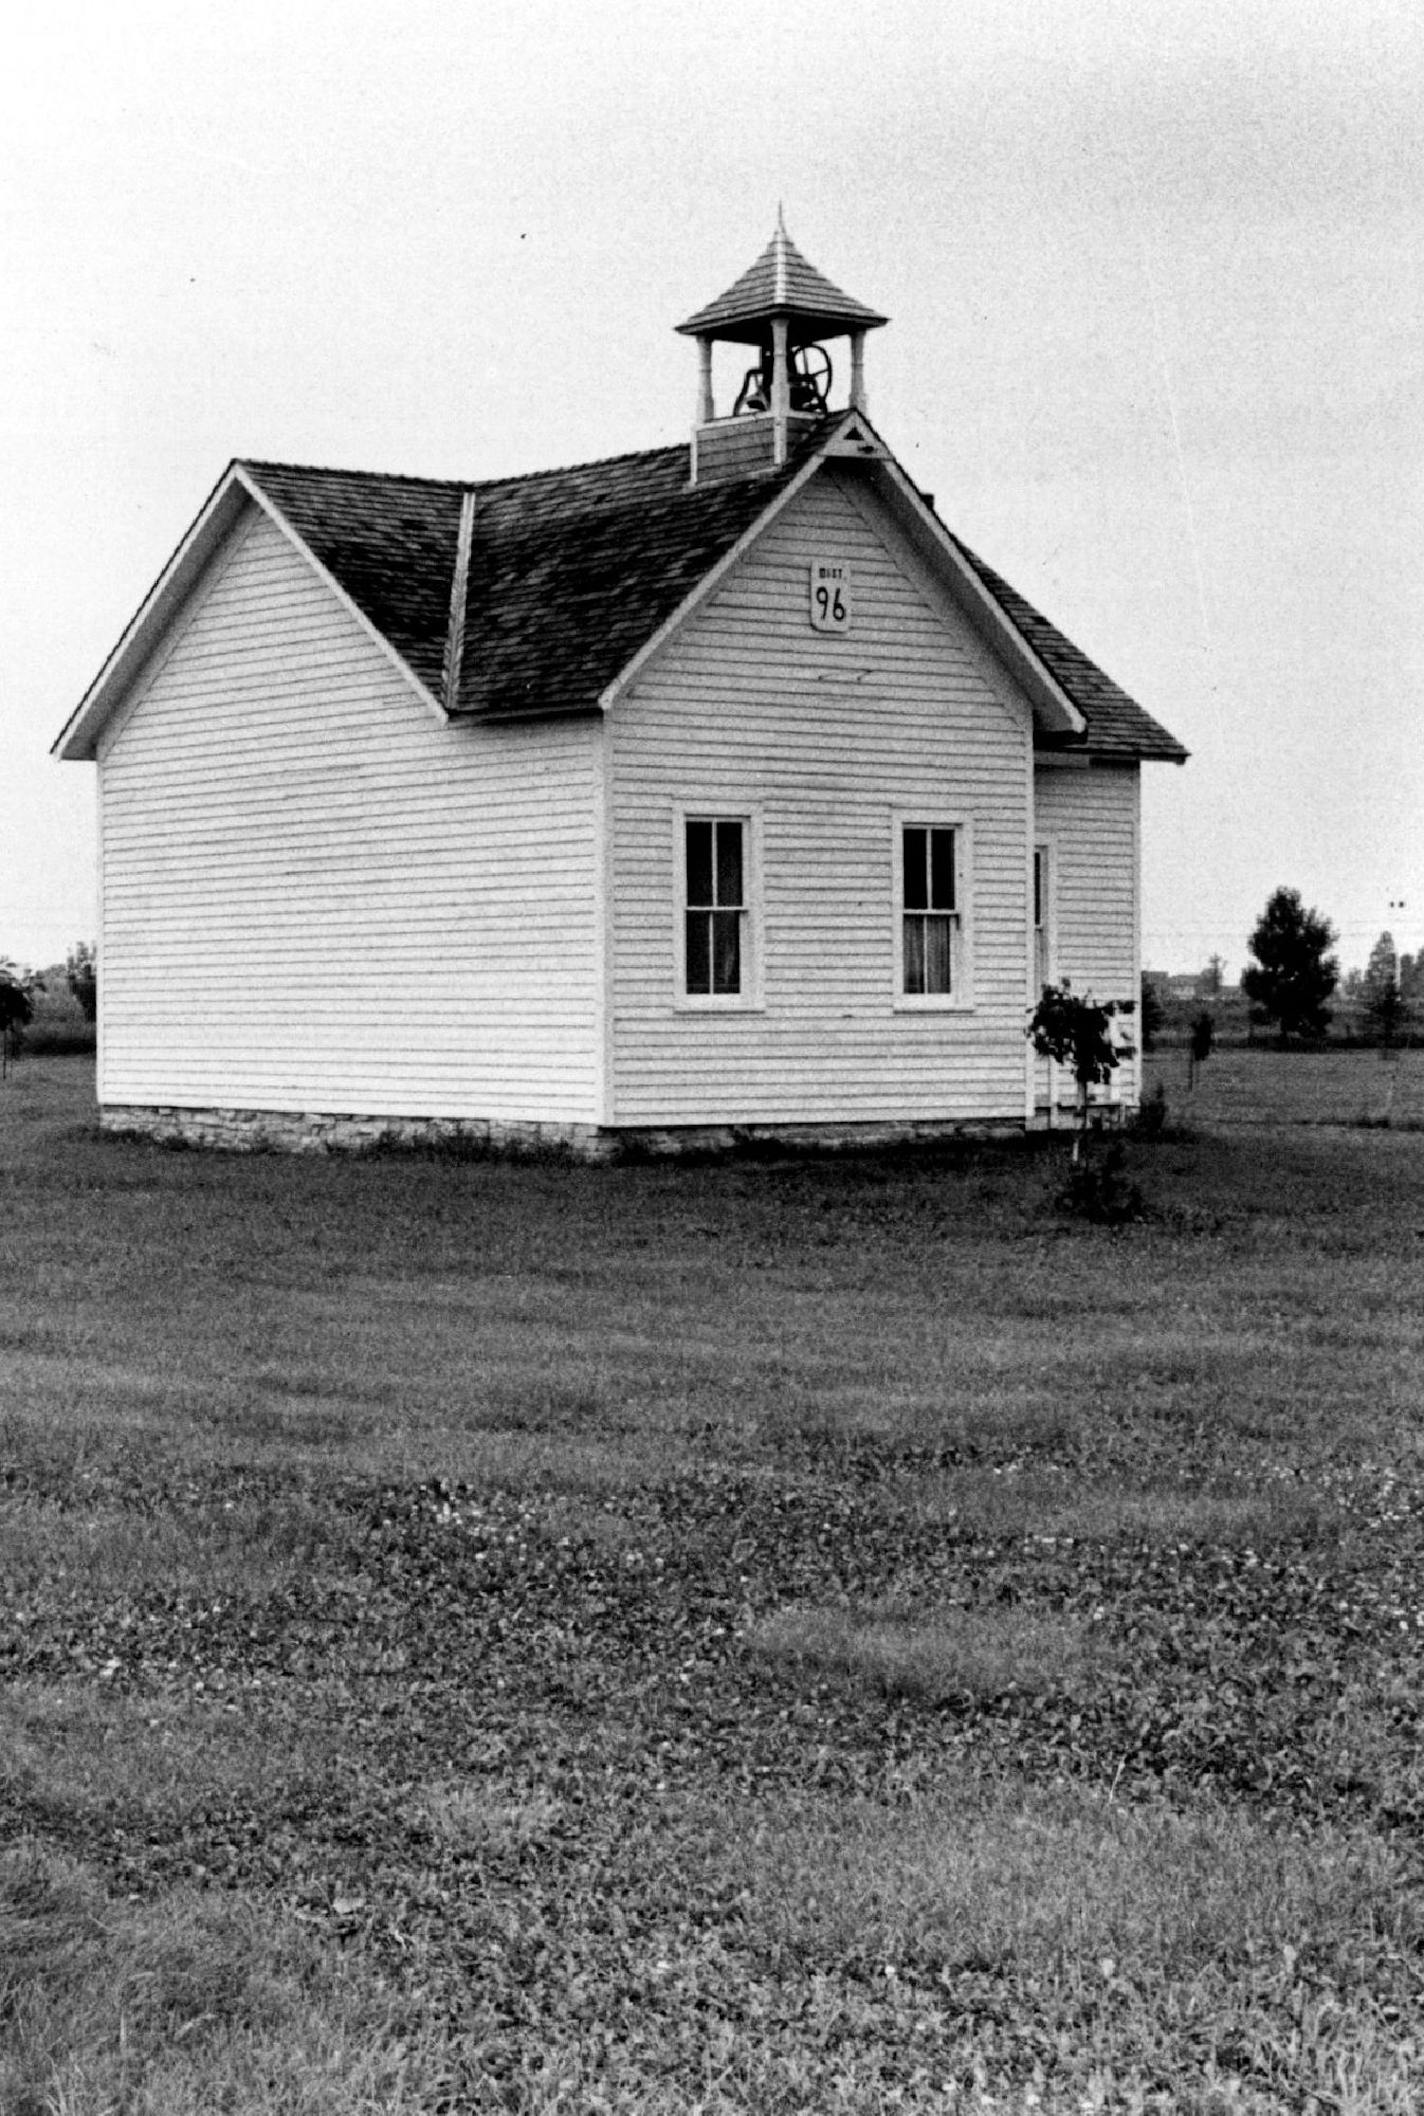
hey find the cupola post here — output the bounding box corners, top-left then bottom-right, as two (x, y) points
(849, 331), (868, 415)
(769, 316), (791, 465)
(676, 217), (887, 485)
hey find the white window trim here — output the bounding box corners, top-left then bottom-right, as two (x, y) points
(673, 803), (765, 1012)
(1032, 835), (1058, 999)
(892, 812), (974, 1012)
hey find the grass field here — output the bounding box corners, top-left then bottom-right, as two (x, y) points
(1143, 1042), (1424, 1130)
(3, 1056), (1424, 2113)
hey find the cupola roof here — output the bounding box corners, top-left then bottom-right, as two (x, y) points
(676, 213), (887, 347)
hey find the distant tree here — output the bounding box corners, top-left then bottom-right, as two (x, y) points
(1187, 1009), (1216, 1091)
(1140, 975), (1165, 1054)
(1401, 952), (1421, 1003)
(66, 941), (97, 1023)
(1361, 932), (1407, 1052)
(1027, 982), (1123, 1163)
(1241, 888), (1339, 1041)
(1197, 954), (1225, 999)
(0, 960), (42, 1077)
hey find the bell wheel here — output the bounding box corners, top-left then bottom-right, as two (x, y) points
(790, 343), (832, 412)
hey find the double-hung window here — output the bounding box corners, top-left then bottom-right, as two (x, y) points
(900, 823), (962, 999)
(1033, 842), (1051, 994)
(683, 816), (747, 999)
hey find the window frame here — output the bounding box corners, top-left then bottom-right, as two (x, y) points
(1032, 836), (1056, 999)
(673, 804), (765, 1012)
(892, 813), (974, 1012)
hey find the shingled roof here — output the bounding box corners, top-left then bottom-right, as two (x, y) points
(244, 439), (822, 722)
(675, 219), (888, 347)
(948, 537), (1188, 762)
(239, 436), (1181, 757)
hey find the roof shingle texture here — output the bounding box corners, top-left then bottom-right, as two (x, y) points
(242, 442), (1184, 758)
(948, 537), (1188, 762)
(676, 226), (887, 345)
(246, 443), (820, 722)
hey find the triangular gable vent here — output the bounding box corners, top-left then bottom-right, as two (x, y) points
(822, 417), (883, 458)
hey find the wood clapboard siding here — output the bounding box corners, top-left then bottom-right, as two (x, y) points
(1033, 761), (1141, 1104)
(98, 504), (601, 1120)
(608, 468), (1034, 1125)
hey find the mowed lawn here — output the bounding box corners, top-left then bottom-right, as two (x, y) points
(1144, 1041), (1424, 1129)
(3, 1058), (1423, 2114)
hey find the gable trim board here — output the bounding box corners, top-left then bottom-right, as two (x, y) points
(54, 467), (446, 764)
(58, 417), (1185, 1155)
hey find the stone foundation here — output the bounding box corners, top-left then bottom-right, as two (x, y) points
(99, 1104), (614, 1160)
(100, 1103), (1032, 1162)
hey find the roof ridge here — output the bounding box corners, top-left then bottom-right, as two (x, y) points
(241, 439), (690, 498)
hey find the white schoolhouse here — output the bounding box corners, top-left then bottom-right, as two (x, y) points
(55, 222), (1186, 1156)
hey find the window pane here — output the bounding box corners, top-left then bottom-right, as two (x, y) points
(926, 914), (954, 993)
(1033, 848), (1045, 930)
(904, 915), (926, 993)
(930, 829), (956, 911)
(903, 828), (928, 912)
(711, 909), (741, 994)
(715, 820), (743, 909)
(685, 910), (710, 993)
(686, 820), (713, 908)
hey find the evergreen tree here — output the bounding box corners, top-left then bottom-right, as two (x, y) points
(1361, 931), (1407, 1049)
(1241, 888), (1339, 1041)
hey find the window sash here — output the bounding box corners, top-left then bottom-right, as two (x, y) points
(903, 826), (956, 914)
(902, 826), (959, 996)
(684, 817), (746, 997)
(1033, 845), (1049, 993)
(903, 911), (958, 995)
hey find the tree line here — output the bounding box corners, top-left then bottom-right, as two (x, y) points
(1145, 889), (1416, 1050)
(0, 944), (96, 1073)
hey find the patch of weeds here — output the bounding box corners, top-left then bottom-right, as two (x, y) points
(0, 1842), (438, 2116)
(0, 1490), (349, 1600)
(408, 1780), (566, 1854)
(0, 1684), (350, 1829)
(731, 1779), (1423, 2106)
(895, 1466), (1341, 1551)
(749, 1602), (1107, 1705)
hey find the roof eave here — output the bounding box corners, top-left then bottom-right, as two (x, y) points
(53, 464), (252, 761)
(675, 306), (889, 343)
(53, 463), (448, 763)
(833, 441), (1089, 742)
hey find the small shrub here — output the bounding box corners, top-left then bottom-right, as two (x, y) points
(19, 1020), (96, 1057)
(1133, 1080), (1169, 1137)
(1055, 1141), (1144, 1224)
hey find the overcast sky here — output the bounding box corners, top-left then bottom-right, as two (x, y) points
(4, 0), (1421, 977)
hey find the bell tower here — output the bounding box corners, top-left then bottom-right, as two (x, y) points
(677, 213), (887, 484)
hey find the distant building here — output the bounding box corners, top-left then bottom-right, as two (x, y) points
(54, 220), (1186, 1154)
